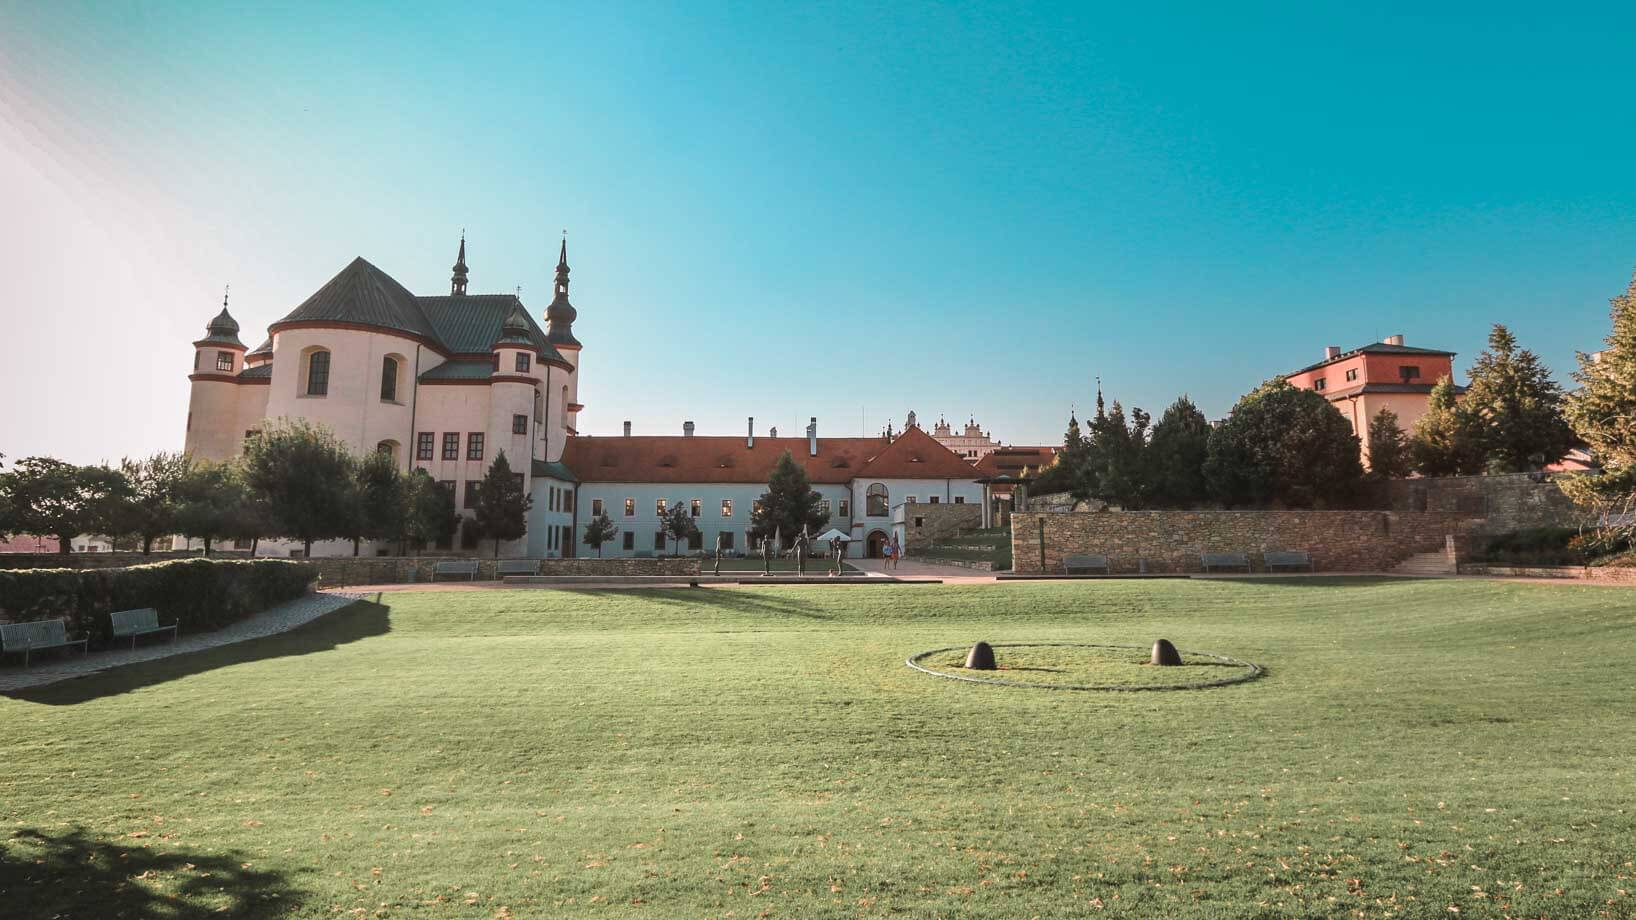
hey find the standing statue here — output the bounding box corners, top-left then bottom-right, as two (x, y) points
(829, 536), (844, 576)
(713, 532), (724, 576)
(794, 525), (810, 577)
(760, 535), (772, 576)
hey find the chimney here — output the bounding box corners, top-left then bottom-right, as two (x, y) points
(683, 421), (695, 438)
(1324, 345), (1341, 360)
(1383, 334), (1405, 346)
(622, 421), (631, 437)
(807, 416), (818, 457)
(770, 426), (778, 438)
(747, 416), (755, 448)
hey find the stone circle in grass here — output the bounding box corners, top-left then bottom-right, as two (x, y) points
(906, 642), (1263, 691)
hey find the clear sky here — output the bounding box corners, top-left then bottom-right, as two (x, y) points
(2, 2), (1634, 465)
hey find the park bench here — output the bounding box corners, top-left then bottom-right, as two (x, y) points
(497, 559), (539, 577)
(110, 607), (178, 650)
(432, 560), (480, 581)
(1062, 554), (1111, 575)
(1200, 552), (1252, 574)
(1, 618), (89, 667)
(1263, 550), (1314, 573)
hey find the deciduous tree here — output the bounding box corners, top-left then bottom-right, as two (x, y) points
(2, 457), (131, 553)
(658, 501), (701, 557)
(1204, 379), (1363, 508)
(581, 513), (619, 557)
(240, 420), (358, 556)
(113, 452), (192, 554)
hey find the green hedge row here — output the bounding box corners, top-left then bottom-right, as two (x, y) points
(0, 558), (318, 645)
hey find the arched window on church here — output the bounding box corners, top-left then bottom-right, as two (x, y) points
(302, 348), (330, 397)
(866, 482), (889, 517)
(380, 355), (400, 402)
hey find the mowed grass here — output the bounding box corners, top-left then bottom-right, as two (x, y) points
(3, 578), (1635, 918)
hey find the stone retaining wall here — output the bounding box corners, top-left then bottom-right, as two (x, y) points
(1365, 473), (1587, 535)
(306, 555), (700, 587)
(1457, 562), (1636, 583)
(900, 503), (983, 549)
(1010, 510), (1479, 575)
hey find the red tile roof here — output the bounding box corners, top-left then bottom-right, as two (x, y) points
(561, 425), (980, 484)
(974, 446), (1058, 477)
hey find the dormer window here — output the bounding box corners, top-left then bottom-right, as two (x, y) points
(216, 351), (234, 372)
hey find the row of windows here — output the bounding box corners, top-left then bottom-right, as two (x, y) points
(587, 497), (853, 520)
(1312, 365), (1421, 392)
(299, 350), (538, 401)
(414, 432), (487, 461)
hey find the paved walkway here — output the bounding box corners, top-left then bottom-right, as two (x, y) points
(0, 592), (359, 694)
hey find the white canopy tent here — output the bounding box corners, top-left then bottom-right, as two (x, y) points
(812, 528), (851, 544)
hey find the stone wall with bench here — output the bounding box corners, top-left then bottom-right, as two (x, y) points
(1010, 510), (1480, 575)
(305, 555), (700, 587)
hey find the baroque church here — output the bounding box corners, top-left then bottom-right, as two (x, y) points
(184, 238), (985, 558)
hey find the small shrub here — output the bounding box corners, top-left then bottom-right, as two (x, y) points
(0, 558), (316, 644)
(1479, 528), (1591, 566)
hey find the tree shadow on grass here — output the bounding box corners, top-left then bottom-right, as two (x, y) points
(0, 825), (304, 918)
(1206, 576), (1424, 589)
(564, 587), (836, 621)
(5, 601), (390, 706)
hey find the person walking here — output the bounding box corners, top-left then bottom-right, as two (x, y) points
(889, 534), (902, 571)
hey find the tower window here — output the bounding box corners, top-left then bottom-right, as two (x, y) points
(380, 355), (399, 402)
(304, 350), (330, 396)
(216, 351), (234, 372)
(513, 414), (528, 435)
(515, 352), (531, 373)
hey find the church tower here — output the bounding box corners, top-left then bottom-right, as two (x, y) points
(450, 233), (469, 296)
(185, 288), (248, 461)
(544, 235), (583, 456)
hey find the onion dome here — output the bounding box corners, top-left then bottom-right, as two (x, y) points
(493, 300), (535, 348)
(195, 288), (246, 348)
(544, 236), (580, 347)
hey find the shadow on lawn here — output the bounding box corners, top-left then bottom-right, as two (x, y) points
(567, 587), (835, 621)
(5, 601), (390, 706)
(0, 825), (303, 918)
(1207, 575), (1422, 589)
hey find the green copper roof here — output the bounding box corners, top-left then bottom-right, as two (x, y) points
(273, 257), (440, 342)
(531, 459), (578, 482)
(237, 364), (273, 379)
(418, 294), (566, 362)
(419, 359), (495, 381)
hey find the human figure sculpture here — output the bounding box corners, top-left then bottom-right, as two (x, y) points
(713, 532), (724, 576)
(829, 536), (844, 576)
(760, 536), (772, 576)
(794, 526), (810, 577)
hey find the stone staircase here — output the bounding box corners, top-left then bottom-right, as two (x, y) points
(1392, 550), (1456, 576)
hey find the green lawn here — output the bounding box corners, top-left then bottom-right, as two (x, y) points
(3, 579), (1634, 918)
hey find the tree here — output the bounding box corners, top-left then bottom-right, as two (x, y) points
(1029, 413), (1084, 496)
(350, 449), (408, 556)
(749, 450), (830, 542)
(1203, 378), (1363, 508)
(173, 460), (252, 555)
(1409, 376), (1486, 476)
(658, 501), (701, 556)
(582, 513), (619, 557)
(1364, 408), (1412, 480)
(1146, 396), (1212, 507)
(1562, 271), (1636, 538)
(1085, 400), (1151, 508)
(240, 420), (358, 556)
(2, 457), (131, 553)
(471, 450), (531, 558)
(113, 452), (192, 554)
(0, 453), (12, 540)
(1461, 324), (1575, 472)
(403, 470), (458, 553)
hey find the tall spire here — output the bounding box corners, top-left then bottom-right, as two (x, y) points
(545, 230), (580, 347)
(1095, 376), (1106, 421)
(450, 231), (469, 296)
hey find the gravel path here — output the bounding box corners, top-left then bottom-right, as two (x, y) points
(0, 592), (361, 693)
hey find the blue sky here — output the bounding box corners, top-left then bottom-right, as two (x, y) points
(2, 2), (1634, 464)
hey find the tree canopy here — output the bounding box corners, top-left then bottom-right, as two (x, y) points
(1408, 376), (1487, 476)
(0, 457), (131, 552)
(1365, 408), (1412, 480)
(1146, 396), (1212, 507)
(1461, 324), (1575, 472)
(240, 420), (358, 556)
(750, 451), (829, 542)
(1203, 378), (1363, 508)
(1562, 271), (1636, 532)
(471, 451), (531, 558)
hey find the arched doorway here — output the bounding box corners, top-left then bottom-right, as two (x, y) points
(866, 530), (889, 559)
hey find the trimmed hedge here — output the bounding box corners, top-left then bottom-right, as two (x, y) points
(0, 558), (317, 645)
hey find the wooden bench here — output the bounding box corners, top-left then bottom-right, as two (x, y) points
(496, 559), (539, 577)
(1263, 550), (1314, 573)
(432, 560), (480, 581)
(1, 619), (89, 667)
(110, 607), (178, 650)
(1200, 552), (1252, 574)
(1062, 554), (1111, 575)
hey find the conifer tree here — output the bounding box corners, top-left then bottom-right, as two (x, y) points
(1562, 271), (1636, 533)
(749, 450), (830, 542)
(1408, 376), (1486, 476)
(1462, 324), (1575, 471)
(404, 470), (458, 553)
(1147, 396), (1212, 507)
(1364, 408), (1412, 480)
(472, 450), (531, 559)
